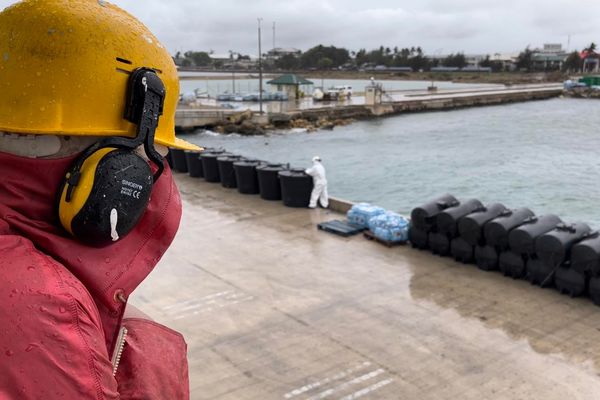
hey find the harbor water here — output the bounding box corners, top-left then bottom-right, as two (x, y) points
(183, 97), (600, 227)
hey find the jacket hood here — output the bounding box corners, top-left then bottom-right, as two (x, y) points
(0, 150), (182, 348)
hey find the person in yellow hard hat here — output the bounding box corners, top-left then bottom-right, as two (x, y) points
(0, 1), (196, 398)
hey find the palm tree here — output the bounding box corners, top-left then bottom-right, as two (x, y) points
(585, 42), (597, 53)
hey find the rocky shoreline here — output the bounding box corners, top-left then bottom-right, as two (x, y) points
(209, 109), (356, 136)
(563, 87), (600, 99)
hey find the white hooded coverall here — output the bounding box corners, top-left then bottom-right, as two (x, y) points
(305, 158), (328, 208)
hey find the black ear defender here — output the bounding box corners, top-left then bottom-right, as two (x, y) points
(57, 68), (167, 247)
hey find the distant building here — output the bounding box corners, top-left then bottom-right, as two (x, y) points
(209, 53), (235, 63)
(267, 74), (313, 100)
(430, 66), (460, 72)
(539, 43), (563, 54)
(266, 47), (302, 60)
(490, 53), (518, 71)
(461, 66), (492, 73)
(464, 54), (487, 68)
(531, 44), (568, 71)
(424, 53), (486, 69)
(581, 50), (600, 73)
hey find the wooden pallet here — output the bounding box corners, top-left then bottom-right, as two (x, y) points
(363, 230), (407, 247)
(317, 220), (367, 237)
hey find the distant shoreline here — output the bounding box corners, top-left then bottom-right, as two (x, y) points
(178, 69), (565, 85)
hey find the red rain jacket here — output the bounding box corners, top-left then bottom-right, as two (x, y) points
(0, 151), (189, 399)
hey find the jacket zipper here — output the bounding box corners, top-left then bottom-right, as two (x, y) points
(111, 326), (128, 376)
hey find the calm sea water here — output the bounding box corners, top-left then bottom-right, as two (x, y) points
(182, 98), (600, 228)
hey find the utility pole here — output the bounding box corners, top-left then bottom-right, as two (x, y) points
(258, 18), (263, 114)
(273, 21), (276, 51)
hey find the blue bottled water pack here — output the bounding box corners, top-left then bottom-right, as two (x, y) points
(368, 212), (410, 243)
(347, 203), (386, 228)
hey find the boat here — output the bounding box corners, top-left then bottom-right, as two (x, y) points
(216, 90), (289, 102)
(193, 89), (210, 99)
(312, 85), (353, 102)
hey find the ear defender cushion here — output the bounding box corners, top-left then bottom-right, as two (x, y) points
(58, 148), (153, 247)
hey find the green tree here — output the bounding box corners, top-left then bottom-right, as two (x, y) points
(516, 47), (534, 71)
(479, 55), (503, 72)
(184, 51), (211, 67)
(275, 54), (300, 70)
(355, 48), (367, 66)
(408, 55), (430, 71)
(443, 53), (467, 68)
(317, 57), (333, 69)
(585, 42), (597, 53)
(300, 45), (349, 68)
(563, 51), (582, 72)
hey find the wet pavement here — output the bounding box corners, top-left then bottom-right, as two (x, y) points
(131, 174), (600, 400)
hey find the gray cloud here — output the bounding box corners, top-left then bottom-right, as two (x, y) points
(1, 0), (599, 55)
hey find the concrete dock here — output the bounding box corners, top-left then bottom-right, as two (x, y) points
(132, 175), (600, 400)
(175, 84), (564, 130)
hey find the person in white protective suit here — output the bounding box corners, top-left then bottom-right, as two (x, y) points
(305, 156), (329, 208)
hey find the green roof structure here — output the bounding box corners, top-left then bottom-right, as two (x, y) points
(267, 74), (313, 86)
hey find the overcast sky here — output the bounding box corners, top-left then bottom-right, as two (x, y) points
(1, 0), (599, 56)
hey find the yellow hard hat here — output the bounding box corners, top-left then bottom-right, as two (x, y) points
(0, 0), (199, 151)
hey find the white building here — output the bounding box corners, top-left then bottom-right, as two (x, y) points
(266, 47), (302, 60)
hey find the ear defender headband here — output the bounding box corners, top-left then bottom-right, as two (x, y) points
(57, 68), (166, 247)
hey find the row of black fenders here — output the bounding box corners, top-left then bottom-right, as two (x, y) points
(409, 194), (600, 305)
(167, 148), (314, 208)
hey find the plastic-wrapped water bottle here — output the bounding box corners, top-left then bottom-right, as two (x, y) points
(347, 203), (386, 228)
(368, 212), (410, 243)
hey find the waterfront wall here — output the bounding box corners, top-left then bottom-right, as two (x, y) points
(328, 197), (355, 214)
(175, 86), (563, 131)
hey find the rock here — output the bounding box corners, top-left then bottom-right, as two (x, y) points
(238, 121), (266, 136)
(290, 119), (311, 129)
(228, 109), (253, 125)
(333, 119), (352, 126)
(223, 124), (239, 134)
